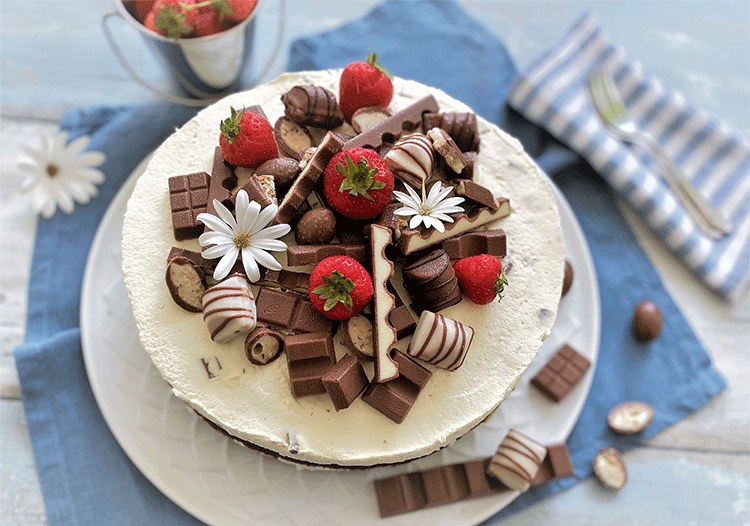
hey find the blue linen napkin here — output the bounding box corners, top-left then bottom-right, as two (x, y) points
(15, 1), (725, 525)
(508, 13), (750, 302)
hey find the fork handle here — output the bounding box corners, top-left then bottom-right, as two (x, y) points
(633, 133), (732, 239)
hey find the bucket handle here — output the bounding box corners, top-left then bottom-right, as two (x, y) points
(102, 0), (286, 107)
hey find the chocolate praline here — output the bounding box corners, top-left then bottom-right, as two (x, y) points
(632, 300), (662, 342)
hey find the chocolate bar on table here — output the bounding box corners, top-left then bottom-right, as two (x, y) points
(286, 243), (367, 267)
(441, 229), (507, 260)
(530, 343), (591, 402)
(285, 331), (336, 398)
(256, 286), (333, 334)
(362, 351), (431, 423)
(168, 171), (210, 241)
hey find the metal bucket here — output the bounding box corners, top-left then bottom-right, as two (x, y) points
(103, 0), (280, 106)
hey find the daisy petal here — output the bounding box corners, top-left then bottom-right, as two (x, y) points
(197, 212), (235, 237)
(214, 199), (238, 231)
(248, 203), (278, 236)
(249, 238), (287, 252)
(213, 246), (239, 280)
(66, 134), (90, 156)
(201, 241), (235, 259)
(240, 251), (261, 282)
(247, 246), (282, 271)
(393, 206), (417, 216)
(409, 215), (425, 230)
(199, 231), (231, 246)
(255, 223), (290, 240)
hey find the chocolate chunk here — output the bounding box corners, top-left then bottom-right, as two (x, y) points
(445, 151), (477, 179)
(351, 105), (392, 134)
(408, 310), (474, 371)
(165, 256), (206, 312)
(344, 95), (439, 150)
(284, 331), (336, 397)
(202, 273), (257, 343)
(168, 171), (210, 240)
(487, 429), (547, 492)
(254, 157), (301, 196)
(388, 305), (416, 340)
(322, 354), (369, 411)
(245, 104), (268, 121)
(231, 173), (273, 208)
(384, 133), (435, 189)
(442, 229), (507, 260)
(397, 198), (511, 255)
(530, 343), (591, 402)
(562, 259), (574, 297)
(286, 243), (367, 267)
(341, 314), (374, 360)
(370, 224), (399, 383)
(273, 131), (345, 225)
(207, 146), (237, 216)
(362, 351), (432, 423)
(256, 269), (310, 293)
(402, 249), (461, 313)
(532, 443), (575, 485)
(295, 207), (337, 245)
(245, 327), (284, 365)
(422, 112), (479, 152)
(453, 179), (499, 210)
(428, 127), (466, 174)
(255, 286), (333, 334)
(274, 116), (316, 160)
(632, 300), (662, 342)
(281, 85), (344, 128)
(375, 201), (407, 235)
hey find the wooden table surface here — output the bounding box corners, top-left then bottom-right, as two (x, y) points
(2, 1), (749, 524)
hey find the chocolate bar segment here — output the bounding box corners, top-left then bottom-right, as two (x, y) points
(168, 171), (210, 240)
(362, 351), (431, 423)
(388, 305), (416, 340)
(453, 179), (499, 210)
(422, 112), (479, 152)
(344, 95), (439, 150)
(286, 243), (367, 267)
(285, 331), (336, 397)
(207, 146), (237, 216)
(256, 286), (333, 334)
(281, 85), (344, 128)
(322, 354), (369, 411)
(428, 127), (466, 174)
(402, 249), (461, 313)
(441, 229), (507, 260)
(256, 269), (310, 293)
(530, 343), (591, 402)
(231, 173), (273, 208)
(370, 224), (399, 383)
(532, 443), (575, 485)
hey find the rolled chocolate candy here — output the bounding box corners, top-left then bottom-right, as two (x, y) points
(273, 116), (316, 160)
(254, 157), (301, 196)
(244, 327), (284, 365)
(168, 171), (210, 241)
(407, 310), (474, 371)
(281, 85), (344, 128)
(486, 429), (547, 492)
(428, 127), (466, 174)
(384, 133), (435, 189)
(370, 224), (399, 383)
(201, 273), (257, 343)
(441, 229), (507, 260)
(401, 249), (462, 313)
(351, 105), (392, 134)
(422, 112), (479, 152)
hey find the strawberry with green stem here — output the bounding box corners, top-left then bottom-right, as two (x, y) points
(323, 147), (394, 220)
(339, 54), (394, 123)
(219, 107), (277, 168)
(453, 254), (509, 305)
(309, 256), (373, 320)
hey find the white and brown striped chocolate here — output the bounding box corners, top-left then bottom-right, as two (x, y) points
(384, 133), (435, 189)
(486, 429), (547, 492)
(201, 273), (257, 343)
(407, 311), (474, 371)
(370, 224), (399, 382)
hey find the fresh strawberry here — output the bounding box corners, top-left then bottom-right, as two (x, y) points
(453, 254), (508, 305)
(219, 107), (278, 168)
(323, 148), (394, 219)
(339, 54), (394, 123)
(309, 256), (373, 320)
(193, 9), (228, 37)
(149, 0), (198, 38)
(132, 0), (157, 23)
(223, 0), (258, 22)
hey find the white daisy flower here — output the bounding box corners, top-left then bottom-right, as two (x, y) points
(17, 130), (106, 219)
(393, 181), (465, 233)
(197, 190), (290, 282)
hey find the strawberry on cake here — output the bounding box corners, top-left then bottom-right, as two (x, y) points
(122, 59), (564, 468)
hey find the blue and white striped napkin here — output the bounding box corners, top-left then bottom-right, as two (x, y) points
(508, 14), (750, 302)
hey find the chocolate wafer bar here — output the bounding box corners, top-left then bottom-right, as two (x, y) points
(344, 95), (439, 150)
(362, 351), (431, 423)
(441, 229), (506, 260)
(168, 171), (210, 240)
(421, 112), (479, 152)
(282, 85), (344, 128)
(285, 331), (336, 397)
(286, 243), (367, 267)
(530, 343), (591, 402)
(256, 287), (333, 334)
(370, 224), (399, 383)
(322, 354), (368, 411)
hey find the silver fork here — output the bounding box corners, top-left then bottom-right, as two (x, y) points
(587, 66), (732, 240)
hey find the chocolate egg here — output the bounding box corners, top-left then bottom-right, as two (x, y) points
(295, 207), (337, 245)
(632, 300), (662, 342)
(561, 259), (574, 297)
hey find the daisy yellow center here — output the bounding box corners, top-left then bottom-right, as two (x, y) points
(418, 203), (433, 216)
(46, 163), (60, 177)
(233, 232), (251, 249)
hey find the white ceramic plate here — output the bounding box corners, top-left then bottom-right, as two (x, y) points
(81, 156), (600, 526)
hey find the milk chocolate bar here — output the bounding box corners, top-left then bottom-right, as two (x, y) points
(453, 179), (499, 210)
(531, 443), (575, 485)
(168, 171), (210, 240)
(362, 351), (431, 423)
(281, 85), (344, 128)
(530, 344), (591, 402)
(441, 229), (507, 260)
(388, 305), (416, 340)
(397, 198), (511, 255)
(322, 354), (369, 411)
(487, 429), (547, 492)
(421, 112), (479, 152)
(207, 146), (237, 216)
(273, 131), (345, 225)
(286, 243), (367, 267)
(256, 269), (310, 293)
(344, 95), (439, 150)
(285, 331), (336, 397)
(369, 224), (400, 383)
(256, 286), (333, 334)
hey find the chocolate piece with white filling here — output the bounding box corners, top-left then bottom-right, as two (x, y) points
(441, 229), (507, 260)
(286, 243), (367, 267)
(593, 448), (627, 490)
(362, 351), (432, 423)
(452, 179), (499, 210)
(351, 105), (392, 134)
(274, 116), (316, 160)
(255, 286), (333, 334)
(370, 224), (400, 383)
(168, 171), (210, 240)
(285, 331), (336, 397)
(281, 85), (344, 128)
(254, 157), (300, 197)
(201, 273), (257, 343)
(341, 314), (374, 360)
(421, 112), (479, 152)
(322, 354), (369, 411)
(407, 311), (474, 371)
(486, 429), (547, 492)
(428, 127), (466, 174)
(165, 256), (206, 312)
(230, 173), (273, 208)
(245, 327), (284, 365)
(384, 133), (435, 189)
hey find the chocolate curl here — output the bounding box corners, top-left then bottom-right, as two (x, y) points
(281, 85), (344, 128)
(370, 224), (399, 383)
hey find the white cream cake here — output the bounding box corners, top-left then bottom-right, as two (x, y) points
(122, 70), (564, 468)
